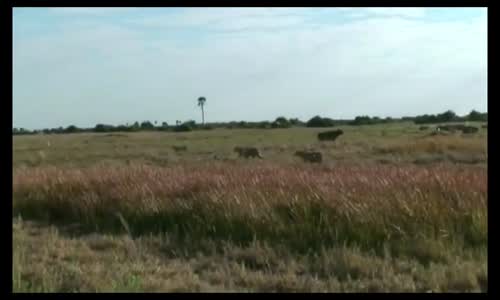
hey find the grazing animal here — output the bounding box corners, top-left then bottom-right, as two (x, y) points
(172, 145), (187, 152)
(419, 126), (429, 131)
(294, 150), (323, 163)
(234, 146), (263, 159)
(317, 130), (344, 142)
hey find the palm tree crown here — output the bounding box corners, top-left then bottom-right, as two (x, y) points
(198, 97), (206, 124)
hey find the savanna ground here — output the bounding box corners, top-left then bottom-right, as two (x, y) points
(13, 122), (487, 292)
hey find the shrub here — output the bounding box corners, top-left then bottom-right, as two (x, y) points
(306, 116), (336, 128)
(65, 125), (79, 133)
(140, 121), (155, 130)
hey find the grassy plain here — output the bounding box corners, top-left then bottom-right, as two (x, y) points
(13, 123), (487, 292)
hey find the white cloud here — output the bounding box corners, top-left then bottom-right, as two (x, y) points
(48, 7), (141, 15)
(347, 7), (427, 18)
(13, 9), (487, 129)
(126, 7), (315, 32)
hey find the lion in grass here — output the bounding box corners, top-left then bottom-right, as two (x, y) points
(294, 150), (323, 163)
(234, 146), (263, 159)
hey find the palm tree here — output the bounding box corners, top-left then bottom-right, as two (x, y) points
(198, 97), (206, 125)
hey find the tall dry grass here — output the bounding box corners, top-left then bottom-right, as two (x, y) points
(13, 161), (487, 253)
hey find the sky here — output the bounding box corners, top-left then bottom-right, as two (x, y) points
(13, 7), (487, 130)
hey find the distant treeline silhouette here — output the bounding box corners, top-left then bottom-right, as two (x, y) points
(13, 110), (487, 135)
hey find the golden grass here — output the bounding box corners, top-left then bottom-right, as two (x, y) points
(13, 162), (487, 252)
(13, 125), (488, 292)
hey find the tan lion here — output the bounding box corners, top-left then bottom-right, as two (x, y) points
(234, 146), (263, 159)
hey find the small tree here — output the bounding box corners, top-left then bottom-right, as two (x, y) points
(257, 121), (271, 129)
(271, 116), (291, 128)
(350, 116), (373, 126)
(306, 116), (335, 127)
(95, 124), (115, 133)
(289, 118), (303, 126)
(131, 122), (140, 131)
(184, 120), (196, 128)
(65, 125), (79, 133)
(174, 121), (195, 132)
(140, 121), (155, 130)
(467, 110), (486, 122)
(437, 110), (457, 123)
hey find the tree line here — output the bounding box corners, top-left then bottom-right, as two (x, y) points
(13, 110), (487, 135)
(413, 110), (487, 124)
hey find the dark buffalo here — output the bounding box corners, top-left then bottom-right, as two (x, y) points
(317, 129), (344, 142)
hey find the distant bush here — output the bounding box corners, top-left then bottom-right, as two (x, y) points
(402, 116), (416, 122)
(225, 122), (238, 129)
(440, 110), (458, 122)
(174, 125), (192, 132)
(12, 128), (32, 135)
(157, 122), (170, 131)
(140, 121), (155, 130)
(348, 116), (395, 126)
(257, 121), (271, 129)
(289, 118), (304, 127)
(306, 116), (336, 128)
(349, 116), (373, 126)
(64, 125), (80, 133)
(414, 110), (466, 125)
(174, 122), (193, 132)
(225, 121), (264, 129)
(95, 124), (115, 133)
(414, 115), (438, 124)
(271, 116), (292, 128)
(16, 110), (484, 135)
(467, 110), (487, 122)
(184, 120), (197, 127)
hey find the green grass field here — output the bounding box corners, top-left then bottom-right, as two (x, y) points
(13, 123), (487, 292)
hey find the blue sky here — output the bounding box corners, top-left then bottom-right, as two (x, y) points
(13, 7), (487, 130)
